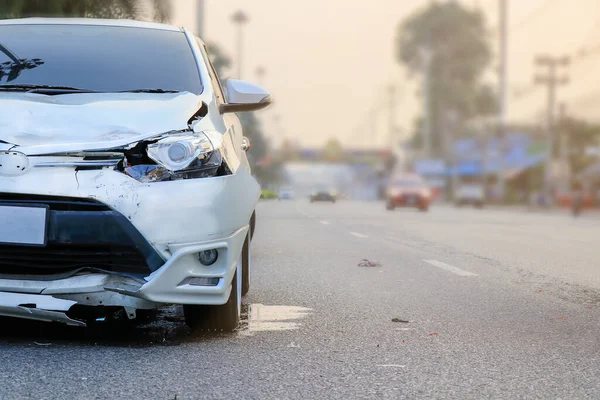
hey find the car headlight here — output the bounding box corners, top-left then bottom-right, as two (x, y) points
(147, 130), (219, 172)
(388, 188), (402, 197)
(123, 130), (225, 183)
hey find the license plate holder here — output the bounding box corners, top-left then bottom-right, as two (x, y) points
(0, 204), (49, 246)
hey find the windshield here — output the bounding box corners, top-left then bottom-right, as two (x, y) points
(0, 25), (202, 93)
(393, 178), (423, 187)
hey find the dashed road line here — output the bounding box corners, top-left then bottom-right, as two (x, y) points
(423, 259), (478, 277)
(349, 232), (368, 238)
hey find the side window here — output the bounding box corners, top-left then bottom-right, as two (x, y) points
(196, 39), (226, 105)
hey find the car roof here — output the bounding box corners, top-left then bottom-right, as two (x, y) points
(0, 17), (183, 32)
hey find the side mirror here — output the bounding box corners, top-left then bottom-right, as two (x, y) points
(219, 79), (273, 114)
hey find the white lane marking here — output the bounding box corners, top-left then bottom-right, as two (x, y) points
(320, 220), (330, 225)
(349, 232), (368, 238)
(423, 259), (478, 277)
(297, 210), (312, 218)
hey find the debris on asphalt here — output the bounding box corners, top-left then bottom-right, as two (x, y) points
(391, 318), (409, 323)
(428, 332), (439, 337)
(287, 342), (300, 348)
(34, 342), (52, 346)
(358, 259), (382, 267)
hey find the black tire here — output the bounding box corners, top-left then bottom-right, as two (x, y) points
(241, 233), (251, 296)
(419, 205), (429, 212)
(386, 202), (395, 211)
(250, 211), (256, 241)
(475, 201), (484, 209)
(184, 270), (240, 332)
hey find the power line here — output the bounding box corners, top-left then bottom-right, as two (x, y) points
(488, 0), (558, 35)
(509, 0), (556, 33)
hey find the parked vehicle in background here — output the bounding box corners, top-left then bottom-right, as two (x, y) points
(385, 174), (431, 212)
(278, 186), (295, 200)
(455, 179), (485, 208)
(0, 18), (272, 331)
(310, 186), (336, 203)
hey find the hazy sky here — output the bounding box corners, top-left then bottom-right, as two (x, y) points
(171, 0), (600, 149)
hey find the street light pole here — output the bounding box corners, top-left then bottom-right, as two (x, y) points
(196, 0), (205, 38)
(231, 10), (249, 79)
(497, 0), (508, 201)
(420, 45), (432, 159)
(255, 66), (266, 86)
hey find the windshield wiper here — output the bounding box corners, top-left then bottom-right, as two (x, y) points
(0, 84), (98, 93)
(119, 88), (180, 93)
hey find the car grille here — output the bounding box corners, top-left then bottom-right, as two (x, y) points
(0, 194), (160, 277)
(0, 244), (149, 276)
(0, 193), (110, 211)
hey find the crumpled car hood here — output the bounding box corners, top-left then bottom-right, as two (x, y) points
(0, 92), (202, 153)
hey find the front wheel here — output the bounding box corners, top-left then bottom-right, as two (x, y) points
(184, 268), (241, 332)
(241, 233), (251, 296)
(386, 202), (395, 211)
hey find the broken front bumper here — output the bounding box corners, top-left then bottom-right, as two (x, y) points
(0, 167), (259, 325)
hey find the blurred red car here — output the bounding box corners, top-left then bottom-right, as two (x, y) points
(385, 174), (431, 212)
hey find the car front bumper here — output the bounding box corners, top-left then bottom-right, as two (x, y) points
(388, 195), (428, 208)
(0, 166), (259, 325)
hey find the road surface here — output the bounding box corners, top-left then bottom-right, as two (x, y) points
(2, 200), (600, 399)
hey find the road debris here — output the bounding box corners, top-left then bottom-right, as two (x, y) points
(34, 342), (52, 346)
(391, 318), (409, 323)
(358, 259), (382, 267)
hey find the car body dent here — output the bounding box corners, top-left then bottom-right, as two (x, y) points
(0, 92), (204, 150)
(0, 292), (84, 326)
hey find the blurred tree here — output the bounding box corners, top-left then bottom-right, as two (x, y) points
(206, 42), (232, 79)
(559, 117), (600, 174)
(396, 1), (496, 156)
(0, 0), (171, 21)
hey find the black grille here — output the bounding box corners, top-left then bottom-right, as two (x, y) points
(0, 244), (150, 276)
(0, 193), (110, 211)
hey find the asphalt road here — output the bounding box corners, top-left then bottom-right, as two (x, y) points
(2, 200), (600, 399)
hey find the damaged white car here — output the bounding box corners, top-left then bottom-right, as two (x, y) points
(0, 18), (271, 331)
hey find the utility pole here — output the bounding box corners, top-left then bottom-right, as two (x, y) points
(196, 0), (205, 38)
(388, 85), (396, 151)
(558, 103), (570, 186)
(534, 55), (570, 198)
(497, 0), (507, 202)
(420, 45), (432, 159)
(231, 10), (249, 79)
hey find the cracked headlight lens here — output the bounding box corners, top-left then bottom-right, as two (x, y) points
(123, 130), (226, 183)
(147, 131), (219, 172)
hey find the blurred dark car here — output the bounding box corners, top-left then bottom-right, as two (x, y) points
(385, 174), (431, 212)
(310, 187), (336, 203)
